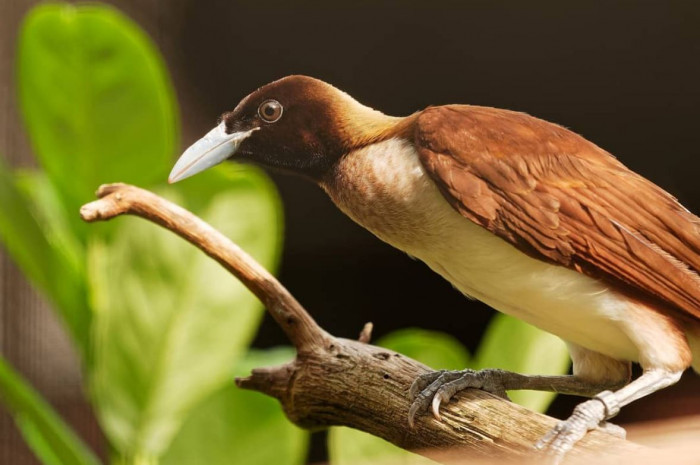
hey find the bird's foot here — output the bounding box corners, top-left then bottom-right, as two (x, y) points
(535, 391), (623, 464)
(597, 421), (626, 439)
(408, 368), (510, 427)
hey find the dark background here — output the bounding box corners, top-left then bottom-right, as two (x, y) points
(1, 1), (700, 463)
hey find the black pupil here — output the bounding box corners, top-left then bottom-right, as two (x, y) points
(264, 105), (276, 117)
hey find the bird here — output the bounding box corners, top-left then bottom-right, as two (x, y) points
(169, 75), (700, 461)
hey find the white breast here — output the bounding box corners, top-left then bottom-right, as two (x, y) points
(323, 138), (644, 363)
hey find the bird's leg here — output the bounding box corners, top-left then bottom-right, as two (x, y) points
(408, 369), (624, 426)
(535, 369), (683, 464)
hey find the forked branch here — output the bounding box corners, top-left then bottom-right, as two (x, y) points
(81, 183), (647, 464)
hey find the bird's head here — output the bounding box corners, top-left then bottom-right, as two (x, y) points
(169, 75), (401, 183)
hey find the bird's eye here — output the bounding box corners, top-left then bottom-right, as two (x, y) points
(258, 99), (283, 123)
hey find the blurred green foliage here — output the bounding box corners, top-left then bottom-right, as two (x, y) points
(0, 3), (570, 465)
(162, 347), (308, 465)
(2, 3), (301, 464)
(17, 3), (177, 238)
(0, 358), (101, 465)
(474, 312), (571, 412)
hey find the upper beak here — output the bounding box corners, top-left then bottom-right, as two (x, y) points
(168, 122), (257, 183)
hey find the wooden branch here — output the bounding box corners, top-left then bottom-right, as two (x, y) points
(81, 183), (644, 464)
(80, 183), (328, 353)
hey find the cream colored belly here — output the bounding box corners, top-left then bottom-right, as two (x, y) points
(416, 219), (637, 361)
(324, 138), (642, 362)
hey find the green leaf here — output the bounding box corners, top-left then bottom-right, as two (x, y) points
(162, 347), (309, 465)
(328, 329), (469, 465)
(0, 157), (90, 357)
(88, 165), (282, 459)
(13, 169), (85, 282)
(377, 328), (470, 371)
(0, 356), (101, 465)
(473, 314), (571, 412)
(17, 3), (178, 239)
(329, 428), (438, 465)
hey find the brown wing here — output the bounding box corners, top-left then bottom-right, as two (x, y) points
(415, 105), (700, 320)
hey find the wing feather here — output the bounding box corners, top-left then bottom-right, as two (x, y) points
(415, 105), (700, 320)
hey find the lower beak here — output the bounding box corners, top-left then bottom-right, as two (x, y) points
(168, 122), (257, 183)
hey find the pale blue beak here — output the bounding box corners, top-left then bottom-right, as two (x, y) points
(168, 122), (257, 183)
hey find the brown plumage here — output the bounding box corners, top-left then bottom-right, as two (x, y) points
(415, 105), (700, 322)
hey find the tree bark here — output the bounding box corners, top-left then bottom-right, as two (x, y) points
(81, 183), (644, 464)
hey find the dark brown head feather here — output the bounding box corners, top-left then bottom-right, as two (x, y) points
(222, 75), (414, 180)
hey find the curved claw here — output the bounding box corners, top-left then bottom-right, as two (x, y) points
(431, 394), (443, 421)
(408, 368), (510, 428)
(408, 371), (460, 427)
(408, 401), (421, 428)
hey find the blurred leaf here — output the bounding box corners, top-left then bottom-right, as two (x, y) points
(14, 170), (85, 275)
(377, 328), (470, 371)
(329, 428), (437, 465)
(17, 3), (178, 239)
(0, 157), (90, 357)
(88, 165), (282, 459)
(162, 347), (308, 465)
(0, 356), (101, 465)
(328, 329), (468, 465)
(473, 314), (570, 412)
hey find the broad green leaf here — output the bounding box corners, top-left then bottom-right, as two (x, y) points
(0, 157), (90, 356)
(162, 347), (308, 465)
(88, 164), (282, 459)
(378, 328), (470, 371)
(17, 3), (178, 239)
(0, 356), (101, 465)
(329, 329), (468, 465)
(473, 314), (571, 412)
